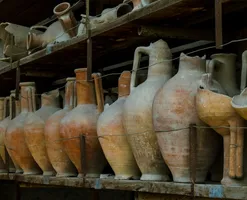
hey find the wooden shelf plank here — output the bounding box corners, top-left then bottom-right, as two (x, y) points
(0, 173), (246, 199)
(0, 0), (217, 75)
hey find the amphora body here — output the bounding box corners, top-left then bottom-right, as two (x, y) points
(123, 39), (171, 181)
(24, 89), (60, 176)
(60, 69), (107, 177)
(6, 82), (41, 175)
(45, 78), (77, 177)
(97, 71), (140, 180)
(153, 53), (221, 183)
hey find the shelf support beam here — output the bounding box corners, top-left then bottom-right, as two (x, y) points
(86, 0), (92, 81)
(215, 0), (223, 49)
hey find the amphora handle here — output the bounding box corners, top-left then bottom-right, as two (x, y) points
(92, 73), (104, 113)
(131, 46), (150, 91)
(241, 50), (247, 92)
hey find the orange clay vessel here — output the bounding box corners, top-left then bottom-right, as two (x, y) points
(24, 89), (61, 176)
(6, 82), (41, 175)
(97, 71), (141, 179)
(60, 68), (107, 177)
(45, 78), (77, 177)
(196, 73), (246, 186)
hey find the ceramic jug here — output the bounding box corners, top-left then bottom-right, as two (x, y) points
(97, 71), (141, 180)
(207, 53), (240, 97)
(0, 22), (43, 60)
(6, 82), (41, 175)
(0, 91), (22, 173)
(231, 50), (247, 117)
(153, 53), (222, 183)
(45, 78), (77, 177)
(141, 0), (157, 6)
(77, 3), (132, 36)
(123, 39), (171, 181)
(53, 2), (77, 38)
(27, 21), (70, 50)
(197, 73), (246, 186)
(24, 89), (61, 176)
(124, 0), (142, 10)
(60, 69), (107, 178)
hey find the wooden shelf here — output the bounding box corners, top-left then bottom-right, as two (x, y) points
(0, 0), (245, 76)
(0, 173), (246, 199)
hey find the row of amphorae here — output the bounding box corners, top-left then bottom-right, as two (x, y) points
(0, 39), (247, 186)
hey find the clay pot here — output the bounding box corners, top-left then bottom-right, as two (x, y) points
(123, 39), (172, 181)
(196, 74), (245, 185)
(60, 69), (107, 178)
(27, 21), (70, 50)
(0, 91), (23, 173)
(124, 0), (142, 10)
(0, 23), (42, 60)
(53, 2), (77, 38)
(153, 53), (222, 183)
(6, 82), (41, 175)
(45, 78), (77, 177)
(24, 89), (61, 176)
(97, 71), (141, 180)
(208, 53), (240, 97)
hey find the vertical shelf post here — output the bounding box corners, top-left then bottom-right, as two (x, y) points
(86, 0), (92, 81)
(215, 0), (223, 49)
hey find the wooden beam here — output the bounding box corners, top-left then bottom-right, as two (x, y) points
(138, 26), (215, 41)
(215, 0), (223, 49)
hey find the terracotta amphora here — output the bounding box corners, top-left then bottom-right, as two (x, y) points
(207, 53), (240, 97)
(61, 69), (107, 178)
(45, 78), (77, 177)
(1, 91), (23, 173)
(27, 21), (70, 50)
(196, 73), (246, 186)
(123, 39), (172, 181)
(6, 82), (41, 175)
(78, 3), (132, 36)
(24, 89), (61, 176)
(153, 53), (222, 183)
(124, 0), (142, 10)
(97, 71), (141, 180)
(53, 2), (77, 38)
(231, 50), (247, 118)
(0, 23), (42, 60)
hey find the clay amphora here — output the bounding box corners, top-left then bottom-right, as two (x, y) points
(196, 73), (245, 186)
(6, 82), (41, 175)
(1, 91), (23, 173)
(153, 53), (221, 183)
(77, 3), (132, 36)
(60, 69), (107, 178)
(124, 0), (142, 10)
(45, 78), (77, 177)
(97, 71), (141, 180)
(53, 2), (77, 38)
(27, 21), (70, 50)
(231, 50), (247, 117)
(208, 53), (240, 97)
(24, 89), (61, 176)
(123, 39), (172, 181)
(0, 23), (42, 60)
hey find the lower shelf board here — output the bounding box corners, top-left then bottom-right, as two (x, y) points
(0, 173), (245, 199)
